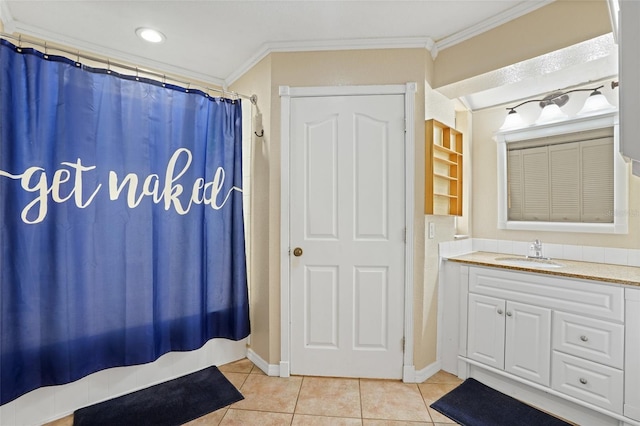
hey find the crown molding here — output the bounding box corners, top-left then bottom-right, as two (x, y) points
(435, 0), (553, 52)
(6, 20), (227, 87)
(226, 2), (553, 84)
(429, 40), (438, 60)
(5, 17), (435, 91)
(225, 36), (436, 86)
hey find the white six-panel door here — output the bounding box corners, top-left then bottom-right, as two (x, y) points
(289, 94), (406, 378)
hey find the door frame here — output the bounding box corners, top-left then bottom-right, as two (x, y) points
(279, 83), (417, 381)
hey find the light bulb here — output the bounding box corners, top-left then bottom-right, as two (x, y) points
(135, 28), (166, 44)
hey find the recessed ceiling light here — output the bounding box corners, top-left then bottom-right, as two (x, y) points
(135, 27), (166, 44)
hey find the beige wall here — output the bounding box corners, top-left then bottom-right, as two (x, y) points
(230, 55), (274, 361)
(233, 47), (439, 370)
(471, 80), (640, 248)
(422, 215), (456, 365)
(433, 0), (612, 89)
(420, 90), (472, 367)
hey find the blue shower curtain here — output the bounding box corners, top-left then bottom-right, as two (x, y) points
(0, 39), (250, 405)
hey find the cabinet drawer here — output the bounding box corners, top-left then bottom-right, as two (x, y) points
(553, 311), (624, 369)
(469, 267), (624, 321)
(552, 351), (623, 414)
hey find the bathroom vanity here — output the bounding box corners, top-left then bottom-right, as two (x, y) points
(443, 252), (640, 426)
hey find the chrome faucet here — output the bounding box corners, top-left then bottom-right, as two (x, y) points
(527, 239), (546, 259)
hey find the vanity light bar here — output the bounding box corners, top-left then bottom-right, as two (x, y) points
(499, 82), (617, 131)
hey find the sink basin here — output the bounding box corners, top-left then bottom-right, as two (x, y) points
(495, 257), (564, 269)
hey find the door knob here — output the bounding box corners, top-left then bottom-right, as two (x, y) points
(293, 247), (303, 257)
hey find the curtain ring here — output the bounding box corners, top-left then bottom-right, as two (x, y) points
(43, 42), (48, 59)
(76, 51), (81, 67)
(186, 82), (190, 93)
(162, 75), (166, 87)
(107, 59), (111, 74)
(17, 35), (22, 52)
(135, 67), (140, 81)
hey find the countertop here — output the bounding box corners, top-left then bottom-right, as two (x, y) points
(446, 251), (640, 287)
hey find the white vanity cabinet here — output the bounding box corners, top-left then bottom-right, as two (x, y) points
(456, 264), (637, 424)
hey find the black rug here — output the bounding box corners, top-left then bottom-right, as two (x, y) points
(430, 378), (572, 426)
(73, 365), (243, 426)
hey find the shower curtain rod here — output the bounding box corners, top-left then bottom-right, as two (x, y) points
(0, 32), (257, 105)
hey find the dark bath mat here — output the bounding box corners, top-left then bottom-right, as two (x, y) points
(430, 377), (572, 426)
(73, 365), (243, 426)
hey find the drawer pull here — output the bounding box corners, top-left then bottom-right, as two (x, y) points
(497, 309), (503, 315)
(579, 378), (588, 385)
(506, 311), (513, 317)
(580, 335), (589, 342)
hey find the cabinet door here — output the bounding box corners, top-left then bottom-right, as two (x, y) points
(468, 294), (505, 369)
(625, 288), (640, 421)
(505, 301), (551, 386)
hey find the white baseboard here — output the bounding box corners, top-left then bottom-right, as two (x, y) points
(245, 350), (443, 385)
(246, 348), (280, 376)
(279, 361), (290, 377)
(414, 360), (442, 383)
(403, 365), (416, 383)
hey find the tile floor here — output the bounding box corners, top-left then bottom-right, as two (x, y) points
(45, 358), (463, 425)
